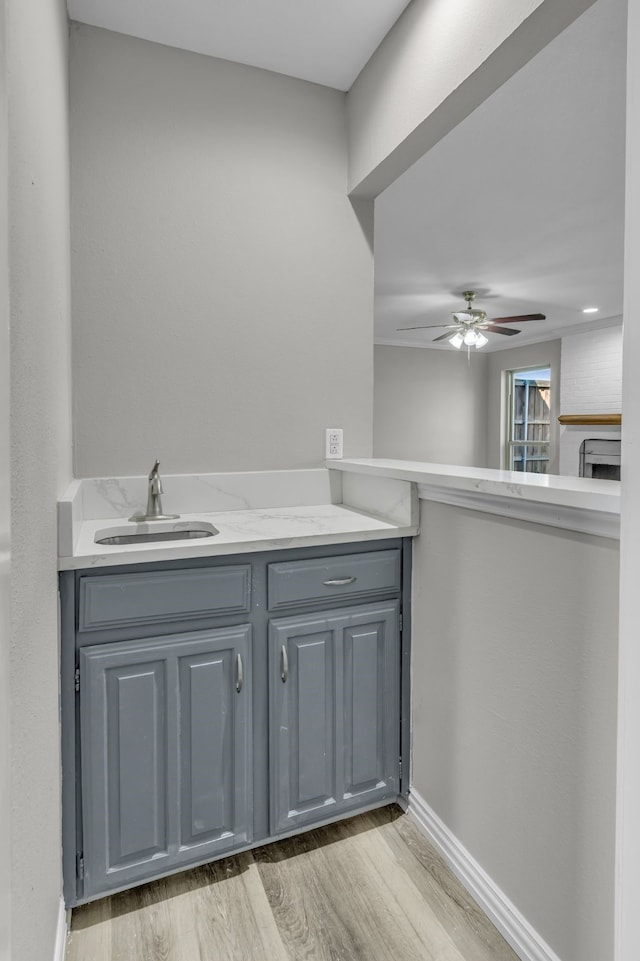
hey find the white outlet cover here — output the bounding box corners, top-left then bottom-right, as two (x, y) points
(325, 428), (343, 459)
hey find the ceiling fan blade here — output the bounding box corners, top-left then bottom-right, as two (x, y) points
(396, 324), (458, 331)
(485, 324), (520, 336)
(490, 313), (546, 323)
(432, 330), (457, 342)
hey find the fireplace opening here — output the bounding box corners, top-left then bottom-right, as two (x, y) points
(579, 438), (621, 481)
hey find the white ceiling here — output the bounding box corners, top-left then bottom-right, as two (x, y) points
(374, 0), (627, 351)
(66, 0), (412, 91)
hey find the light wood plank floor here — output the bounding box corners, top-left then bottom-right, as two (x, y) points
(66, 806), (520, 961)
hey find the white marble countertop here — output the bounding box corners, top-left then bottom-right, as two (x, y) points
(330, 458), (621, 514)
(58, 467), (420, 570)
(61, 456), (617, 568)
(59, 504), (416, 571)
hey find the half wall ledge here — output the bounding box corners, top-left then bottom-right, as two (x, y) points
(328, 458), (621, 540)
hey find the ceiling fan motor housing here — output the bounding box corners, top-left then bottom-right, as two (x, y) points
(453, 308), (487, 325)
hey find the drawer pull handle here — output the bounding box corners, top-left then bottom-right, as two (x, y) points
(323, 576), (357, 587)
(236, 653), (244, 693)
(281, 645), (288, 683)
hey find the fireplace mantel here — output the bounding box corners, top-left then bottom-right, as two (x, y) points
(558, 413), (622, 426)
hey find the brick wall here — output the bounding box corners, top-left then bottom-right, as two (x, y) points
(560, 324), (622, 413)
(559, 323), (622, 475)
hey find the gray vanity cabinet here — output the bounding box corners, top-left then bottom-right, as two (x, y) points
(269, 602), (400, 835)
(79, 625), (252, 898)
(62, 539), (410, 906)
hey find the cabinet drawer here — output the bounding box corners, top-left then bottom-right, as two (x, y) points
(268, 549), (400, 611)
(78, 565), (251, 632)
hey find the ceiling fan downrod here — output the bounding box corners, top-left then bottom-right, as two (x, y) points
(462, 290), (476, 309)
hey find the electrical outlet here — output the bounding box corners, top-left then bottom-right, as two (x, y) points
(325, 428), (343, 459)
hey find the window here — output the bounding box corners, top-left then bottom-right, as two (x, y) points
(506, 367), (551, 473)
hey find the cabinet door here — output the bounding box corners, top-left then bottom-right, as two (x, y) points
(80, 625), (251, 897)
(269, 602), (399, 835)
(342, 606), (400, 804)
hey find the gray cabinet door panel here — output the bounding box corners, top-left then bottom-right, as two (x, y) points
(295, 635), (335, 806)
(179, 649), (241, 848)
(269, 602), (399, 835)
(80, 625), (252, 897)
(105, 659), (169, 867)
(270, 619), (338, 833)
(343, 608), (399, 802)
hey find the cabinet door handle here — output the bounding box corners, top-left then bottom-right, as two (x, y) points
(236, 653), (244, 693)
(281, 645), (288, 683)
(323, 576), (357, 586)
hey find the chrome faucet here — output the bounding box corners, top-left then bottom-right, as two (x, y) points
(129, 460), (179, 522)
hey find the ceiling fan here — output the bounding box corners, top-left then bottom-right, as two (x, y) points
(397, 290), (546, 350)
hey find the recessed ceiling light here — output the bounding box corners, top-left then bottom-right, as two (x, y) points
(582, 307), (599, 313)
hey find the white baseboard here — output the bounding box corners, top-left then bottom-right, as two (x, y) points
(407, 788), (562, 961)
(53, 898), (68, 961)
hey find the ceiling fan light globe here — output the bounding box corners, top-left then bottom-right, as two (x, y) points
(475, 332), (489, 348)
(449, 332), (464, 349)
(463, 329), (478, 346)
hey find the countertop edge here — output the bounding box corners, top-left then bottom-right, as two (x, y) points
(58, 523), (419, 571)
(328, 459), (620, 516)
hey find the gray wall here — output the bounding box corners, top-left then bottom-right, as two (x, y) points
(373, 340), (562, 470)
(411, 500), (618, 961)
(486, 339), (562, 472)
(0, 0), (10, 954)
(373, 345), (488, 466)
(70, 24), (374, 478)
(617, 3), (640, 952)
(8, 0), (73, 958)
